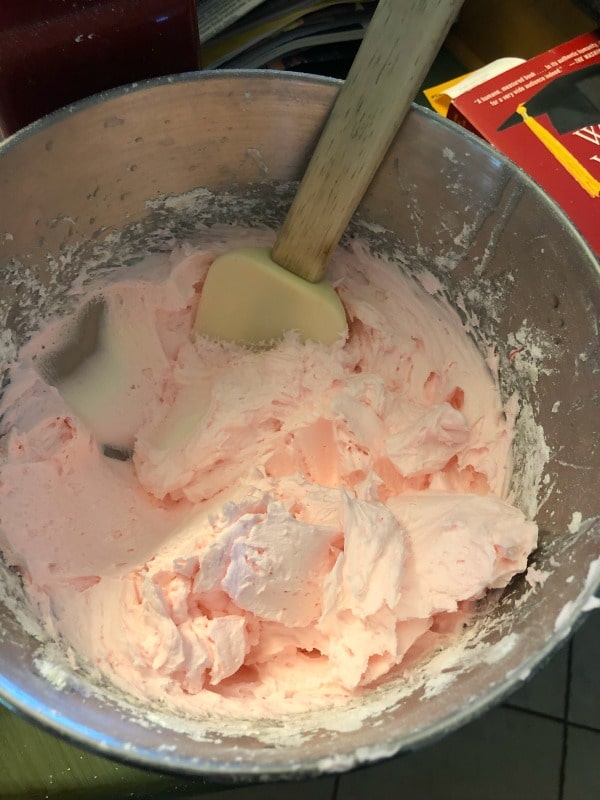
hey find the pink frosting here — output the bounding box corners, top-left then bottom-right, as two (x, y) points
(0, 237), (537, 716)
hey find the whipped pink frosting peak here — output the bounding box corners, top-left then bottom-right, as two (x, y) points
(0, 235), (537, 717)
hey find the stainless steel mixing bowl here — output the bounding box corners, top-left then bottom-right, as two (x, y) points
(0, 72), (598, 779)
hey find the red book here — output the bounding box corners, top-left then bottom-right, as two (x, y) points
(448, 30), (600, 259)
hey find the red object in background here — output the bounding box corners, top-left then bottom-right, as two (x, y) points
(447, 30), (600, 259)
(0, 0), (200, 136)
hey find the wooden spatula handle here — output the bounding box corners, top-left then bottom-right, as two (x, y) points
(272, 0), (463, 283)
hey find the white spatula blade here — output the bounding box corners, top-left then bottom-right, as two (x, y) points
(194, 246), (348, 346)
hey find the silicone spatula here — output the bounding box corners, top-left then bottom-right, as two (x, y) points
(195, 0), (463, 346)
